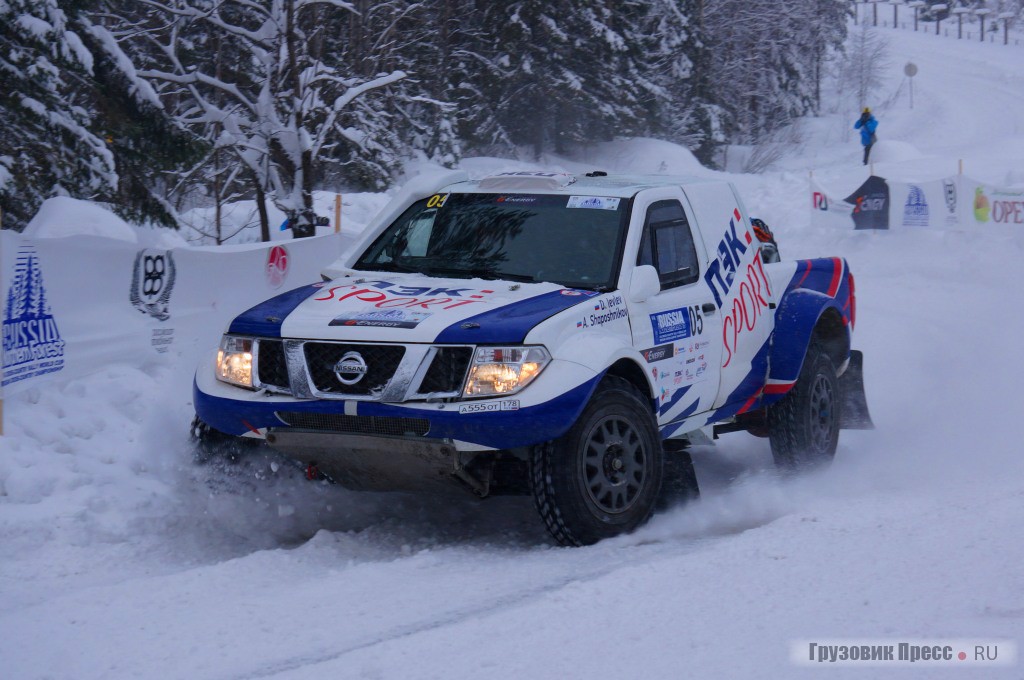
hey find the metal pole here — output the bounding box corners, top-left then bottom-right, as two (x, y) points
(873, 1), (878, 26)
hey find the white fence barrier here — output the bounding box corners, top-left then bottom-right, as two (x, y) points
(1, 232), (351, 402)
(811, 175), (1024, 231)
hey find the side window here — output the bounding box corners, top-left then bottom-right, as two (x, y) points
(636, 200), (698, 288)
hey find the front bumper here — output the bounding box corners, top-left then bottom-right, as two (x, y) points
(193, 358), (601, 451)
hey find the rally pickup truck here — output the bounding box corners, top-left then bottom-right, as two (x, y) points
(193, 170), (872, 546)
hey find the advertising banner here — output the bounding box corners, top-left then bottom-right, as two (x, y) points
(887, 178), (961, 230)
(960, 179), (1024, 228)
(844, 176), (891, 230)
(811, 174), (1022, 231)
(809, 178), (855, 230)
(1, 232), (347, 397)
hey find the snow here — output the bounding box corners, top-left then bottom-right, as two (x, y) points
(22, 196), (137, 241)
(3, 23), (1024, 680)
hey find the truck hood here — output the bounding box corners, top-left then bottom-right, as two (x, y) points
(227, 274), (601, 344)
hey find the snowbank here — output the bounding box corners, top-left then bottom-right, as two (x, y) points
(23, 196), (137, 242)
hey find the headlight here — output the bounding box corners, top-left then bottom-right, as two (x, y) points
(463, 346), (550, 397)
(216, 335), (254, 388)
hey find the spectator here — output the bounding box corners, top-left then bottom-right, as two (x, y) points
(854, 107), (878, 165)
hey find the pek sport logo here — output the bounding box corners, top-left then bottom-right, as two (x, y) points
(2, 246), (65, 387)
(314, 280), (495, 311)
(702, 209), (773, 368)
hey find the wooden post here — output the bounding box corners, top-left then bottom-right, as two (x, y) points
(334, 194), (342, 234)
(958, 159), (963, 175)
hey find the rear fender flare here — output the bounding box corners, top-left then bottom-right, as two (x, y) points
(765, 290), (849, 406)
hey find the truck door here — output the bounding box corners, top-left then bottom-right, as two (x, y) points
(626, 188), (723, 428)
(682, 183), (776, 414)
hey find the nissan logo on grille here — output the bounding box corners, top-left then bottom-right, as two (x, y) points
(333, 351), (369, 385)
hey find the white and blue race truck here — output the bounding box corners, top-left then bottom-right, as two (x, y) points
(193, 171), (872, 546)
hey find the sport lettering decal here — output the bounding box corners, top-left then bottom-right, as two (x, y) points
(314, 280), (495, 311)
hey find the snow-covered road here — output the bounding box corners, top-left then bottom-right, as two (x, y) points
(3, 23), (1024, 680)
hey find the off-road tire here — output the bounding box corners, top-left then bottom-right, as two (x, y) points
(659, 450), (700, 509)
(767, 346), (841, 472)
(530, 376), (663, 546)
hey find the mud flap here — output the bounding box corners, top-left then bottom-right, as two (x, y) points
(839, 350), (874, 429)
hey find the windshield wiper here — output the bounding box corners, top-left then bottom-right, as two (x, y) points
(356, 259), (421, 274)
(418, 265), (537, 283)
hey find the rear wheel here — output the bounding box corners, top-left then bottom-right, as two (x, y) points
(767, 346), (840, 471)
(530, 377), (663, 546)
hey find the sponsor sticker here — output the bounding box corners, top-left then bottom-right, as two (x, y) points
(266, 245), (289, 288)
(650, 307), (694, 343)
(329, 309), (432, 328)
(496, 195), (538, 204)
(130, 249), (177, 353)
(3, 246), (65, 387)
(567, 196), (621, 210)
(458, 400), (520, 414)
(902, 185), (929, 227)
(641, 343), (674, 363)
(130, 250), (176, 321)
(943, 180), (957, 214)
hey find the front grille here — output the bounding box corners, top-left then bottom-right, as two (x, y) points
(303, 342), (405, 395)
(276, 411), (430, 437)
(257, 339), (289, 389)
(417, 347), (473, 394)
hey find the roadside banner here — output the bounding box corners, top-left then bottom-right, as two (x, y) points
(1, 232), (347, 397)
(809, 178), (855, 229)
(844, 176), (891, 230)
(812, 174), (1023, 230)
(960, 179), (1024, 227)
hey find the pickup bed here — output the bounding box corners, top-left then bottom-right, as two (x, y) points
(193, 170), (872, 545)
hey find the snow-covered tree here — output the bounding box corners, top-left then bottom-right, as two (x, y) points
(119, 0), (407, 238)
(700, 0), (848, 147)
(840, 23), (891, 112)
(0, 0), (115, 229)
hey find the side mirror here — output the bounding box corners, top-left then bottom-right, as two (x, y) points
(628, 265), (661, 303)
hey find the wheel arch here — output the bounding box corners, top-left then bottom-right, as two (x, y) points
(765, 291), (850, 407)
(605, 358), (655, 402)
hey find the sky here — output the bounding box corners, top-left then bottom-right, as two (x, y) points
(2, 21), (1023, 680)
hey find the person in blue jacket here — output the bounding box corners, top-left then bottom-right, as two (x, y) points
(854, 107), (878, 165)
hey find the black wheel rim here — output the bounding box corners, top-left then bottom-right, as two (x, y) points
(809, 374), (837, 453)
(581, 415), (647, 514)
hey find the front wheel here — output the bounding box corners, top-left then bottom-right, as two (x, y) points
(767, 346), (840, 471)
(190, 415), (262, 463)
(530, 377), (663, 546)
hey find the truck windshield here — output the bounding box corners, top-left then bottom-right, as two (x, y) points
(354, 193), (629, 290)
